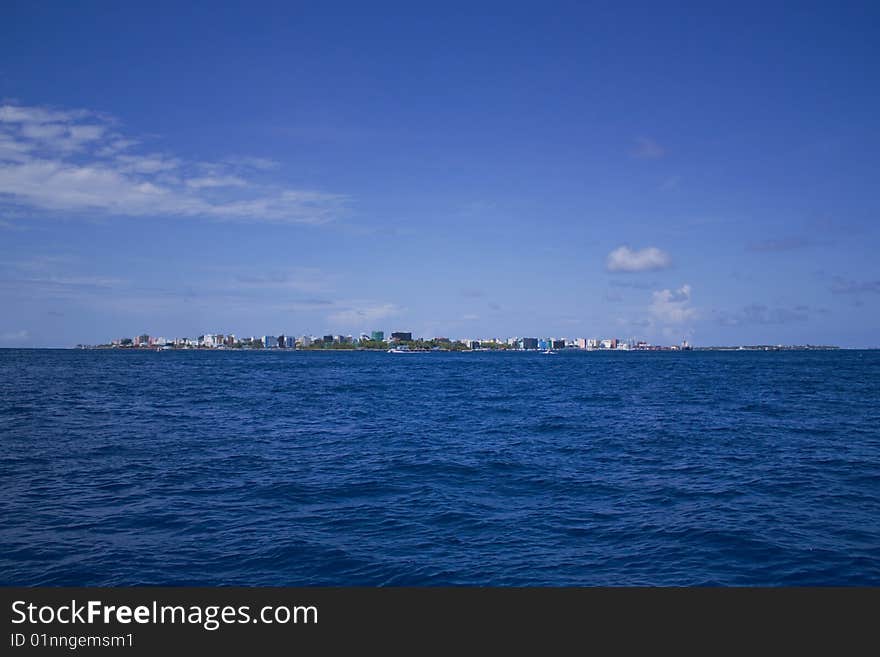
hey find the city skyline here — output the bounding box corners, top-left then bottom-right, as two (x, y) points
(89, 329), (836, 352)
(2, 3), (879, 348)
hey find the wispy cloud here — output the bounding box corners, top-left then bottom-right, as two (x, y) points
(326, 302), (401, 326)
(0, 103), (345, 224)
(606, 245), (671, 272)
(0, 329), (29, 342)
(659, 175), (681, 190)
(650, 284), (696, 324)
(0, 217), (30, 231)
(631, 137), (665, 159)
(715, 304), (810, 326)
(830, 277), (880, 295)
(230, 267), (330, 294)
(746, 236), (815, 252)
(609, 278), (656, 289)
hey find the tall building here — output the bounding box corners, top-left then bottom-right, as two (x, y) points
(391, 332), (412, 342)
(522, 337), (538, 350)
(264, 335), (277, 349)
(371, 330), (384, 341)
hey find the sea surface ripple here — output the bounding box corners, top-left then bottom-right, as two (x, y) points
(1, 349), (879, 585)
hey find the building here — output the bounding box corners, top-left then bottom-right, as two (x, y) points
(390, 332), (412, 342)
(322, 335), (334, 343)
(264, 335), (277, 349)
(552, 339), (566, 350)
(371, 330), (384, 341)
(521, 337), (539, 350)
(285, 336), (296, 349)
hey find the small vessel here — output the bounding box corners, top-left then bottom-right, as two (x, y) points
(387, 345), (412, 353)
(542, 349), (556, 355)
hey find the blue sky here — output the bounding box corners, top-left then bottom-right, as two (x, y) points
(1, 1), (879, 347)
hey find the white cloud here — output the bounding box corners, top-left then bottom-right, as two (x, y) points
(632, 137), (665, 159)
(606, 245), (671, 272)
(185, 175), (246, 189)
(0, 103), (345, 224)
(650, 284), (697, 324)
(0, 105), (91, 124)
(0, 329), (29, 342)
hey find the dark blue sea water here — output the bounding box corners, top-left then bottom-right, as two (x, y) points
(2, 348), (879, 586)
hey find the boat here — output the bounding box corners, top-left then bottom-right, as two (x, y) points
(387, 345), (413, 353)
(542, 349), (556, 355)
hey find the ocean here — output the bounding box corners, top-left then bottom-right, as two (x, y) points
(1, 348), (878, 585)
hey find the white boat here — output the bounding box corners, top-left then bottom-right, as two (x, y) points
(542, 349), (556, 355)
(387, 346), (413, 353)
